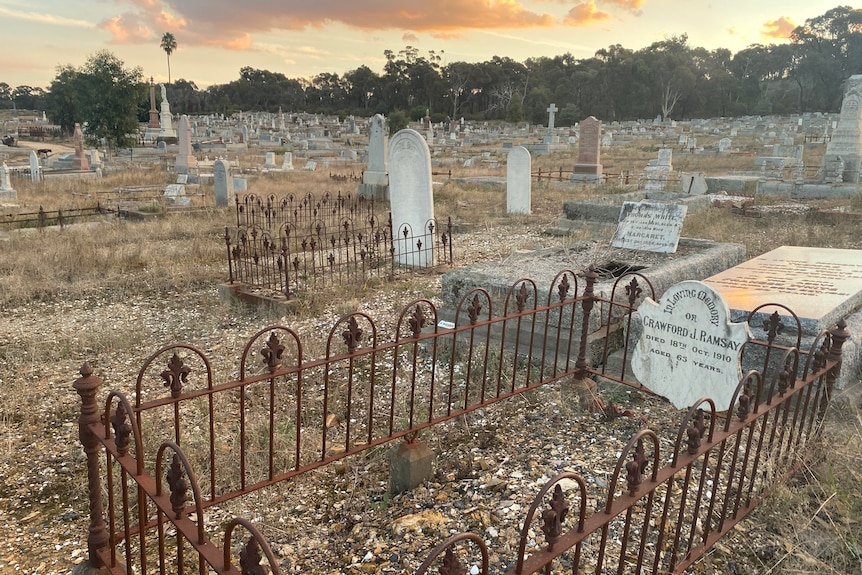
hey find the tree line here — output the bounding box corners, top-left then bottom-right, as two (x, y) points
(1, 5), (859, 149)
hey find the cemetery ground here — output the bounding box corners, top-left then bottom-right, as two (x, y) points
(1, 141), (862, 574)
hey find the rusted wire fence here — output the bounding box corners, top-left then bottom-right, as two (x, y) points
(1, 203), (112, 230)
(74, 270), (848, 574)
(227, 192), (453, 295)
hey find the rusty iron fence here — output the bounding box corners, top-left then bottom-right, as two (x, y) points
(74, 270), (849, 574)
(227, 192), (453, 295)
(1, 203), (112, 230)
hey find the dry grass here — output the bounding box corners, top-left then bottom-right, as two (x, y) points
(2, 135), (861, 573)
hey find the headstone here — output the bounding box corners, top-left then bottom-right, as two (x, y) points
(174, 115), (197, 174)
(147, 77), (160, 130)
(679, 172), (708, 195)
(820, 74), (862, 183)
(363, 113), (388, 186)
(213, 159), (234, 207)
(506, 146), (531, 214)
(89, 149), (102, 167)
(611, 201), (687, 253)
(632, 281), (751, 410)
(71, 123), (89, 171)
(263, 151), (277, 169)
(282, 152), (293, 170)
(233, 177), (247, 192)
(176, 173), (188, 184)
(0, 162), (16, 198)
(388, 129), (434, 267)
(572, 116), (602, 178)
(643, 148), (674, 191)
(718, 138), (732, 152)
(303, 160), (317, 171)
(29, 150), (41, 182)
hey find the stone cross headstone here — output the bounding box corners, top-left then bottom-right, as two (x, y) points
(29, 150), (41, 182)
(174, 115), (197, 174)
(572, 116), (602, 177)
(632, 280), (752, 410)
(611, 201), (687, 253)
(506, 146), (531, 214)
(546, 103), (558, 130)
(71, 123), (89, 171)
(388, 129), (434, 267)
(213, 159), (234, 207)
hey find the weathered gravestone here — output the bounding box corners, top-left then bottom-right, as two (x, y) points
(611, 201), (687, 253)
(360, 114), (389, 200)
(572, 116), (602, 180)
(213, 159), (234, 207)
(389, 129), (434, 267)
(282, 152), (293, 170)
(0, 162), (16, 199)
(263, 151), (277, 170)
(820, 74), (862, 183)
(680, 172), (708, 195)
(174, 115), (197, 174)
(506, 146), (531, 214)
(632, 280), (752, 410)
(71, 123), (89, 171)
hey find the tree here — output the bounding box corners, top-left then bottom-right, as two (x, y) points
(47, 51), (146, 147)
(161, 32), (177, 84)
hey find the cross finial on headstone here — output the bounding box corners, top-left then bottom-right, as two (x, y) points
(546, 103), (558, 130)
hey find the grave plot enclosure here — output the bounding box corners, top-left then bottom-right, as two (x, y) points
(74, 268), (850, 574)
(226, 192), (453, 296)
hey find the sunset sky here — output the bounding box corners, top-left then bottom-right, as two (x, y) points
(0, 0), (846, 90)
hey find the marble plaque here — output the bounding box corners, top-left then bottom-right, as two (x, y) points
(703, 246), (862, 334)
(632, 281), (751, 410)
(611, 201), (686, 253)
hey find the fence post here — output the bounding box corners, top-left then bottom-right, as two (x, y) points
(821, 318), (850, 418)
(73, 362), (109, 568)
(574, 267), (598, 379)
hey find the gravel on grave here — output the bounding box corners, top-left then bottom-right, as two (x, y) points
(0, 220), (782, 575)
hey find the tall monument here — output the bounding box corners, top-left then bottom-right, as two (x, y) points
(158, 83), (177, 141)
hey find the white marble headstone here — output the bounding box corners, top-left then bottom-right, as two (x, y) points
(506, 146), (531, 214)
(612, 201), (687, 253)
(389, 129), (434, 267)
(29, 150), (41, 183)
(213, 159), (234, 207)
(632, 281), (751, 410)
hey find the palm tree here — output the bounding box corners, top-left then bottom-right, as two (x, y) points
(160, 32), (177, 84)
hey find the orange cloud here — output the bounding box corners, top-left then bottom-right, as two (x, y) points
(403, 32), (420, 43)
(100, 14), (154, 43)
(565, 2), (612, 25)
(600, 0), (644, 15)
(761, 16), (796, 40)
(102, 0), (558, 49)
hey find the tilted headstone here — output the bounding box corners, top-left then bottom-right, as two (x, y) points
(680, 172), (708, 195)
(389, 129), (434, 267)
(213, 159), (234, 207)
(506, 146), (531, 214)
(611, 201), (687, 253)
(632, 280), (752, 410)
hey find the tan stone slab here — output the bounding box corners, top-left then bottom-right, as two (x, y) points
(703, 246), (862, 332)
